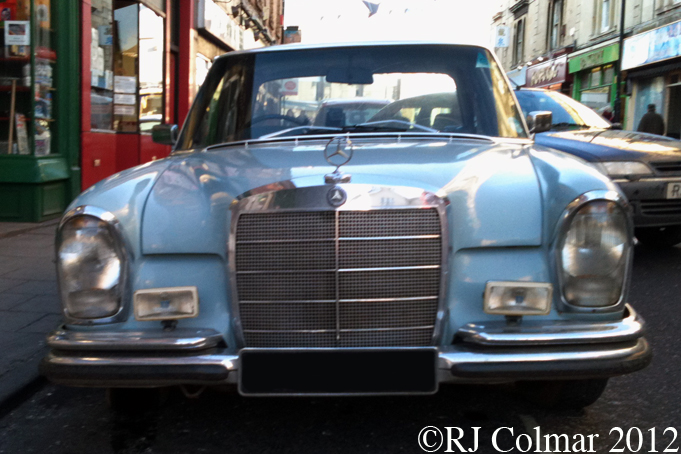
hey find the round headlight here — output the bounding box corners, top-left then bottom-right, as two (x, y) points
(57, 215), (124, 319)
(558, 200), (630, 308)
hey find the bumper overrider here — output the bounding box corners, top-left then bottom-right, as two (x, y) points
(41, 304), (651, 395)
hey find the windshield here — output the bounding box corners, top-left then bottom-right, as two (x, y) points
(515, 90), (611, 129)
(178, 44), (528, 149)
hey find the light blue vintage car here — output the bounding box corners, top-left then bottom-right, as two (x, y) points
(42, 42), (651, 409)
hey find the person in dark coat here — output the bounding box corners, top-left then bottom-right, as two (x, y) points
(637, 104), (665, 135)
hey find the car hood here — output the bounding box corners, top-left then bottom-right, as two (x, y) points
(538, 128), (681, 163)
(136, 137), (613, 256)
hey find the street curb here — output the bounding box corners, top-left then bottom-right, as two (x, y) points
(0, 346), (48, 415)
(0, 218), (60, 240)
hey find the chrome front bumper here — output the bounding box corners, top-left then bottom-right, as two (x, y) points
(41, 305), (651, 390)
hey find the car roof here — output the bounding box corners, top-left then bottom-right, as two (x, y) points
(215, 42), (490, 61)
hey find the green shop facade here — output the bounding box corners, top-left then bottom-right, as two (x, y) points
(568, 40), (620, 114)
(0, 0), (80, 222)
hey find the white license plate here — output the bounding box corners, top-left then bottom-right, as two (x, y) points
(667, 182), (681, 199)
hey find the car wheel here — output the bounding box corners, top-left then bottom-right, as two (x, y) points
(106, 388), (166, 412)
(635, 226), (681, 248)
(517, 378), (608, 410)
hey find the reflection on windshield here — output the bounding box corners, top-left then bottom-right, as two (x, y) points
(515, 90), (611, 129)
(177, 45), (529, 149)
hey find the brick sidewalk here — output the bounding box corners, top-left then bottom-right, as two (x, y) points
(0, 219), (61, 405)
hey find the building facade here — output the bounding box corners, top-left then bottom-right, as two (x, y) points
(492, 0), (681, 129)
(0, 0), (283, 222)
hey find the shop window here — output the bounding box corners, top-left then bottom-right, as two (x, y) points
(89, 1), (164, 133)
(548, 0), (562, 51)
(581, 72), (590, 89)
(512, 18), (525, 66)
(590, 68), (602, 87)
(0, 0), (56, 156)
(603, 65), (614, 85)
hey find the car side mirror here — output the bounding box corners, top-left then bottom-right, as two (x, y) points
(526, 111), (552, 134)
(151, 124), (179, 146)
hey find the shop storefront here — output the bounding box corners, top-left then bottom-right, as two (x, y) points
(0, 0), (279, 221)
(622, 19), (681, 138)
(525, 55), (570, 93)
(81, 0), (173, 189)
(0, 0), (79, 221)
(568, 40), (619, 112)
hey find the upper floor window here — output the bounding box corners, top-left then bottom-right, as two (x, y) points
(512, 18), (525, 66)
(596, 0), (614, 34)
(548, 0), (563, 50)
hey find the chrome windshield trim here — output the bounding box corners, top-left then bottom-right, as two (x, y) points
(228, 183), (450, 348)
(204, 132), (499, 153)
(551, 190), (634, 314)
(457, 304), (644, 346)
(57, 205), (132, 326)
(47, 328), (224, 351)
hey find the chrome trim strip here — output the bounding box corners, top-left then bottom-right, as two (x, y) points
(235, 265), (441, 274)
(203, 132), (499, 153)
(457, 304), (644, 346)
(228, 184), (449, 348)
(334, 210), (341, 341)
(47, 328), (224, 351)
(236, 235), (441, 244)
(242, 326), (435, 334)
(439, 338), (649, 371)
(57, 205), (132, 326)
(45, 351), (239, 371)
(612, 177), (681, 184)
(240, 296), (439, 304)
(551, 190), (634, 314)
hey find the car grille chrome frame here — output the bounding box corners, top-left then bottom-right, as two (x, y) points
(228, 184), (449, 349)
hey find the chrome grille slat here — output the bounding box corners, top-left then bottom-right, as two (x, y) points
(235, 207), (442, 347)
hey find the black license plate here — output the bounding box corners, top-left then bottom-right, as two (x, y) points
(239, 349), (438, 395)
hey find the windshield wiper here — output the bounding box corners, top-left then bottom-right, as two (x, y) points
(551, 123), (592, 130)
(347, 120), (439, 133)
(259, 125), (342, 139)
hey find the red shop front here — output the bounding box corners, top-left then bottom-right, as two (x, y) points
(80, 0), (177, 189)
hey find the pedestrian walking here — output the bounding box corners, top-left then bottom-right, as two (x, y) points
(637, 104), (665, 135)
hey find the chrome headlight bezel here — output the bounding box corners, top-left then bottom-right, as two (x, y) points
(552, 190), (633, 313)
(56, 206), (131, 325)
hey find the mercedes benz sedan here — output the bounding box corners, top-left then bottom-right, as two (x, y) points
(41, 43), (650, 410)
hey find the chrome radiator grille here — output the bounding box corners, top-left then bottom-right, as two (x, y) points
(234, 209), (442, 347)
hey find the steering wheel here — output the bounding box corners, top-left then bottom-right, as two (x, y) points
(248, 114), (308, 126)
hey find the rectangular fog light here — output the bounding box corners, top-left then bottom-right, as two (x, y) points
(484, 281), (552, 316)
(134, 286), (199, 321)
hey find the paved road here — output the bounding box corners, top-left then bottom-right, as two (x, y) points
(1, 244), (679, 454)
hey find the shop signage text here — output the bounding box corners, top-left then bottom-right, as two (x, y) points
(568, 43), (619, 74)
(623, 19), (681, 70)
(526, 56), (567, 88)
